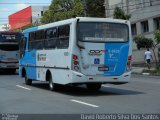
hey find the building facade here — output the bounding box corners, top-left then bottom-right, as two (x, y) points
(105, 0), (160, 64)
(9, 6), (48, 30)
(0, 24), (10, 31)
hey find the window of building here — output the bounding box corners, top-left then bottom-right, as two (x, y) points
(154, 17), (160, 30)
(41, 11), (43, 16)
(141, 21), (149, 33)
(131, 24), (137, 35)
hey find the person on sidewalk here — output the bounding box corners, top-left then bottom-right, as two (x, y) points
(144, 48), (153, 69)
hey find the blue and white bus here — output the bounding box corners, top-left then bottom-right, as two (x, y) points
(19, 17), (132, 91)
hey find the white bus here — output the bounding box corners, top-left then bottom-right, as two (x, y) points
(0, 31), (21, 73)
(19, 17), (132, 91)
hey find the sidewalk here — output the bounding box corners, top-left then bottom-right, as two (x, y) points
(132, 67), (160, 76)
(132, 67), (144, 74)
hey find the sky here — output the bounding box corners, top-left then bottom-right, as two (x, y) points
(0, 0), (120, 26)
(0, 0), (52, 25)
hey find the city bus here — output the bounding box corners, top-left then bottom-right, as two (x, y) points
(0, 31), (21, 73)
(19, 17), (132, 91)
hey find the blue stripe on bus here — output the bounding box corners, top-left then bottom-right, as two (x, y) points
(21, 25), (38, 80)
(24, 50), (37, 80)
(23, 26), (38, 33)
(104, 43), (129, 76)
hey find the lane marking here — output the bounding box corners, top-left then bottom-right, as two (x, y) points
(16, 85), (31, 90)
(102, 85), (111, 88)
(71, 99), (99, 108)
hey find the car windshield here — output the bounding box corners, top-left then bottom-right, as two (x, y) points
(78, 22), (129, 42)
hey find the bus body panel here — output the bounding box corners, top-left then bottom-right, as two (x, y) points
(20, 50), (37, 80)
(36, 49), (71, 83)
(77, 42), (129, 76)
(19, 17), (132, 86)
(70, 71), (131, 84)
(104, 43), (129, 76)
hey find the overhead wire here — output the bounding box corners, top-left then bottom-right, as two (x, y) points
(0, 0), (160, 24)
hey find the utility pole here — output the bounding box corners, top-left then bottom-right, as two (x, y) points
(126, 0), (129, 14)
(83, 0), (87, 16)
(104, 0), (109, 18)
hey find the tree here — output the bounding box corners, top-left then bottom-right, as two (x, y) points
(133, 35), (159, 69)
(154, 30), (160, 45)
(154, 30), (160, 66)
(86, 0), (105, 17)
(41, 0), (84, 24)
(134, 35), (153, 50)
(113, 7), (131, 20)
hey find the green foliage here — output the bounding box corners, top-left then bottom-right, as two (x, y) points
(154, 30), (160, 44)
(133, 35), (153, 50)
(154, 30), (160, 65)
(143, 68), (160, 75)
(86, 0), (105, 17)
(113, 7), (131, 20)
(41, 10), (52, 24)
(41, 0), (84, 24)
(41, 0), (106, 24)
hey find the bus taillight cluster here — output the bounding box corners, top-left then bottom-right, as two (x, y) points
(72, 54), (80, 71)
(126, 55), (132, 72)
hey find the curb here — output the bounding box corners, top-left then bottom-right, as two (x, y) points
(132, 72), (160, 76)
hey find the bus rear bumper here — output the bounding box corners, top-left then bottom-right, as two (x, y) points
(70, 71), (131, 85)
(0, 63), (18, 69)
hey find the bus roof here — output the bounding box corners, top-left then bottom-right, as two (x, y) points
(23, 17), (130, 33)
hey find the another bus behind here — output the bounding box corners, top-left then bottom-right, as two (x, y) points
(0, 31), (21, 73)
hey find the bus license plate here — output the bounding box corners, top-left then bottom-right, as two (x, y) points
(98, 66), (109, 71)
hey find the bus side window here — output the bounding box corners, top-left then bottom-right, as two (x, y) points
(45, 28), (57, 49)
(29, 32), (35, 50)
(57, 25), (70, 49)
(35, 30), (45, 50)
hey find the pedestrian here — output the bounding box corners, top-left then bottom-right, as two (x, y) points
(144, 48), (153, 69)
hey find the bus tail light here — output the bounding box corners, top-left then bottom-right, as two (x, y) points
(72, 54), (80, 72)
(126, 55), (132, 72)
(73, 55), (78, 60)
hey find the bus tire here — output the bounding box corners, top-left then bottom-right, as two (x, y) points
(25, 74), (32, 85)
(86, 83), (101, 91)
(48, 74), (57, 91)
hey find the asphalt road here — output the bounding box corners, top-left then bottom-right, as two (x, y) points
(0, 72), (160, 115)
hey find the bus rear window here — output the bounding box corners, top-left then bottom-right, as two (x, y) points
(78, 22), (129, 42)
(0, 44), (19, 51)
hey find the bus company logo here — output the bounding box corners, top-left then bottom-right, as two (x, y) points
(37, 53), (46, 61)
(88, 50), (108, 56)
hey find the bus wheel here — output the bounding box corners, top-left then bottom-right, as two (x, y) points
(49, 75), (57, 91)
(86, 83), (101, 91)
(25, 75), (32, 85)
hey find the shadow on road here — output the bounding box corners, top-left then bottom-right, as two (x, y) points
(31, 83), (144, 97)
